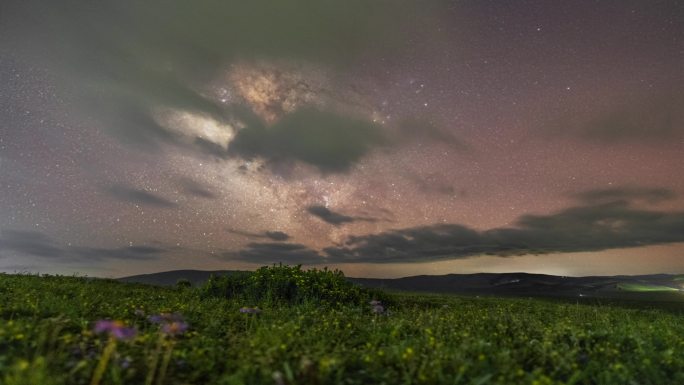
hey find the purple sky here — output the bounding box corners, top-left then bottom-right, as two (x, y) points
(1, 0), (683, 277)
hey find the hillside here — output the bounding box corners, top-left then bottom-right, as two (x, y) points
(3, 271), (684, 384)
(120, 270), (684, 301)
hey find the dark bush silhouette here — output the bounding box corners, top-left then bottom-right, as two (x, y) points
(176, 278), (192, 289)
(200, 264), (387, 306)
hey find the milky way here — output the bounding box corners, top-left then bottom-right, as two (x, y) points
(1, 1), (683, 277)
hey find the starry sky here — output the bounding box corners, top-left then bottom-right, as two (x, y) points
(1, 0), (683, 278)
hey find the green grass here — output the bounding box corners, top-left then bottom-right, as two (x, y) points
(1, 269), (684, 385)
(617, 283), (680, 292)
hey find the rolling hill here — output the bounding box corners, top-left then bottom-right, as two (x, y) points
(119, 270), (684, 301)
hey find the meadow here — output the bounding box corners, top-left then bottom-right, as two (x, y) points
(1, 266), (684, 385)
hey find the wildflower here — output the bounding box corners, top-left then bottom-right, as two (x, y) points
(161, 320), (189, 336)
(369, 300), (385, 314)
(239, 307), (262, 314)
(90, 320), (135, 385)
(148, 312), (184, 324)
(148, 313), (188, 336)
(93, 320), (137, 341)
(145, 313), (188, 385)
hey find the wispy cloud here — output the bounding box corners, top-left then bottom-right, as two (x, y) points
(108, 185), (177, 208)
(0, 230), (166, 262)
(307, 205), (377, 226)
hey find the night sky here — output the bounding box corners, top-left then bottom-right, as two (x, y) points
(1, 1), (683, 278)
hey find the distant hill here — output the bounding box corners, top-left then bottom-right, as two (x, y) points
(119, 269), (245, 286)
(348, 273), (684, 301)
(119, 270), (684, 301)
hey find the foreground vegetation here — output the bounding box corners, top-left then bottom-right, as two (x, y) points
(1, 266), (684, 385)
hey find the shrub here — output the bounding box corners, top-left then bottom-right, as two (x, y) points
(199, 264), (384, 306)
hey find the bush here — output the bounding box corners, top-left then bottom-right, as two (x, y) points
(200, 264), (384, 306)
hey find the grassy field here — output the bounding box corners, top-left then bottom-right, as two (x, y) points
(617, 283), (680, 292)
(1, 267), (684, 385)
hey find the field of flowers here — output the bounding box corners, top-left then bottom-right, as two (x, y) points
(1, 266), (684, 385)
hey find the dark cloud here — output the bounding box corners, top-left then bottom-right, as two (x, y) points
(228, 108), (385, 172)
(41, 1), (422, 69)
(0, 230), (64, 258)
(231, 242), (323, 265)
(227, 229), (291, 242)
(307, 206), (356, 225)
(108, 185), (177, 208)
(178, 178), (216, 199)
(7, 1), (430, 156)
(307, 205), (377, 226)
(192, 137), (231, 160)
(574, 187), (677, 204)
(265, 231), (291, 242)
(0, 230), (165, 261)
(316, 201), (684, 263)
(324, 224), (484, 263)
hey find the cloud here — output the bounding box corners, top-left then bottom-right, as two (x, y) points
(177, 178), (216, 199)
(317, 200), (684, 263)
(107, 185), (177, 208)
(307, 206), (355, 225)
(324, 224), (485, 263)
(0, 230), (165, 261)
(307, 205), (377, 226)
(265, 231), (291, 241)
(226, 229), (291, 242)
(8, 1), (431, 158)
(231, 242), (323, 265)
(0, 230), (64, 258)
(228, 108), (385, 172)
(574, 187), (677, 204)
(8, 2), (449, 174)
(550, 91), (684, 144)
(32, 1), (423, 71)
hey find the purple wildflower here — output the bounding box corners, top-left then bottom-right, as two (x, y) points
(148, 312), (184, 324)
(369, 299), (385, 314)
(239, 307), (262, 314)
(148, 312), (189, 336)
(93, 320), (137, 340)
(161, 320), (189, 336)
